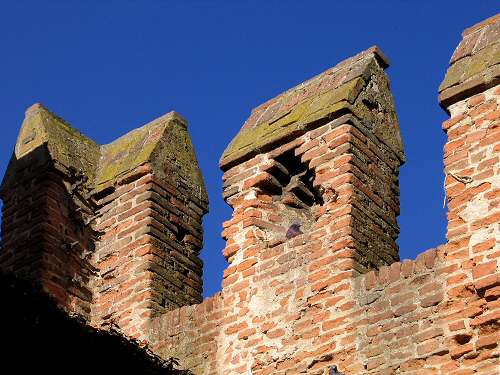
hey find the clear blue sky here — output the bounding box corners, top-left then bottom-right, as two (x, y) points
(1, 1), (498, 297)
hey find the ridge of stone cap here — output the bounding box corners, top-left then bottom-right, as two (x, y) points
(3, 104), (206, 204)
(463, 13), (500, 37)
(25, 102), (46, 115)
(1, 103), (100, 193)
(245, 45), (389, 130)
(94, 110), (208, 206)
(148, 110), (209, 207)
(95, 111), (176, 189)
(220, 46), (393, 170)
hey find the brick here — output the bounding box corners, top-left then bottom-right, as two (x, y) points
(485, 285), (500, 301)
(420, 293), (444, 308)
(476, 333), (499, 350)
(266, 328), (286, 339)
(3, 27), (500, 375)
(472, 261), (497, 279)
(474, 274), (500, 290)
(414, 328), (444, 343)
(450, 343), (474, 359)
(401, 260), (415, 277)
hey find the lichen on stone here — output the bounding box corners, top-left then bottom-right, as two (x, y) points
(220, 46), (404, 170)
(439, 14), (500, 107)
(2, 104), (208, 205)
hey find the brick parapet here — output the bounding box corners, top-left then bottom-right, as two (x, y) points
(147, 16), (499, 374)
(222, 112), (402, 274)
(150, 237), (499, 373)
(0, 107), (209, 342)
(91, 167), (207, 339)
(0, 150), (97, 319)
(1, 13), (499, 375)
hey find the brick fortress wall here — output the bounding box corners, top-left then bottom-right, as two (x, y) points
(1, 13), (499, 375)
(149, 15), (499, 374)
(0, 108), (208, 341)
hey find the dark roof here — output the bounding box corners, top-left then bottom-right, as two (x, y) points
(1, 272), (191, 374)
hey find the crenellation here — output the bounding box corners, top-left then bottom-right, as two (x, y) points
(1, 12), (499, 375)
(0, 105), (209, 341)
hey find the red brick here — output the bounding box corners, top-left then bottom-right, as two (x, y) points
(472, 260), (497, 279)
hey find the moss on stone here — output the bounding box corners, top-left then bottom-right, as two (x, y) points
(94, 111), (207, 204)
(220, 72), (369, 169)
(439, 17), (500, 107)
(96, 122), (161, 187)
(3, 104), (207, 205)
(11, 104), (100, 192)
(220, 46), (406, 170)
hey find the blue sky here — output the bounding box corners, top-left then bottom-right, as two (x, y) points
(1, 1), (498, 297)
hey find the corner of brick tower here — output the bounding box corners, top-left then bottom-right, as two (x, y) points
(439, 13), (499, 249)
(220, 46), (405, 279)
(0, 104), (208, 340)
(438, 12), (500, 294)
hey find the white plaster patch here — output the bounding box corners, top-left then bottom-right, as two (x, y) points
(248, 285), (281, 316)
(448, 99), (468, 117)
(470, 227), (494, 247)
(459, 195), (489, 222)
(244, 189), (257, 200)
(491, 174), (500, 190)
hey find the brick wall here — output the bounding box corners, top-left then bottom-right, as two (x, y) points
(0, 106), (99, 319)
(0, 106), (208, 341)
(148, 14), (499, 375)
(91, 168), (207, 339)
(1, 12), (499, 375)
(0, 166), (96, 318)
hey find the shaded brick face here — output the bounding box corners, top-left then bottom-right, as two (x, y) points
(0, 160), (208, 341)
(0, 108), (208, 342)
(0, 149), (96, 319)
(91, 171), (207, 339)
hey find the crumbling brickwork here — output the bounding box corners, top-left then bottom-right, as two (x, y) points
(0, 107), (208, 340)
(1, 12), (499, 375)
(147, 15), (499, 374)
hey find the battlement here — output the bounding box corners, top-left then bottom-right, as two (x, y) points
(0, 106), (208, 338)
(1, 12), (499, 375)
(220, 46), (403, 170)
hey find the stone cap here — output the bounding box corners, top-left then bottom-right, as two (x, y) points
(439, 13), (500, 109)
(220, 46), (402, 170)
(1, 104), (208, 206)
(5, 103), (100, 193)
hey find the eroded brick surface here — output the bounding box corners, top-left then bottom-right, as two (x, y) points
(1, 12), (499, 375)
(0, 106), (208, 341)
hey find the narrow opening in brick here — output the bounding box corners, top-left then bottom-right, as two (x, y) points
(273, 149), (323, 208)
(92, 186), (115, 201)
(175, 225), (187, 244)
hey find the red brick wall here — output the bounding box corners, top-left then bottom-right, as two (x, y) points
(149, 114), (403, 373)
(148, 84), (499, 374)
(91, 166), (207, 339)
(0, 109), (209, 343)
(1, 14), (498, 375)
(0, 149), (96, 319)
